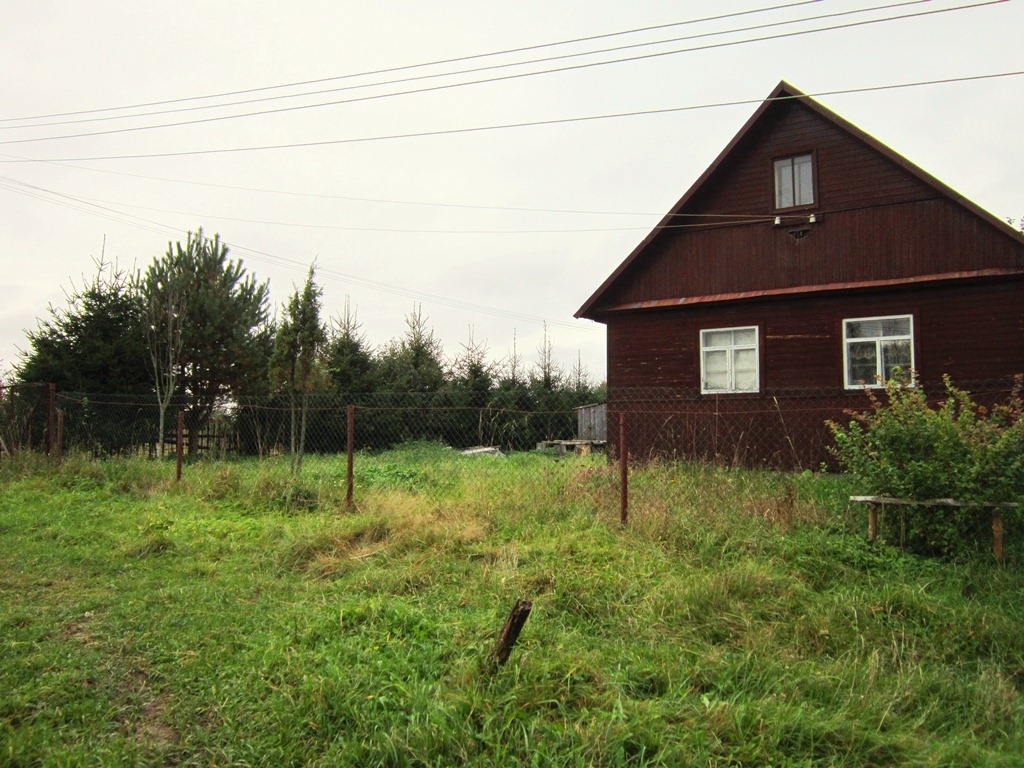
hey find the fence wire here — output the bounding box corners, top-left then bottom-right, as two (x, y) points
(0, 382), (51, 456)
(608, 378), (1021, 469)
(3, 378), (1019, 471)
(4, 389), (593, 460)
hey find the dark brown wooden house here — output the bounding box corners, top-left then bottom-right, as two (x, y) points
(576, 81), (1024, 467)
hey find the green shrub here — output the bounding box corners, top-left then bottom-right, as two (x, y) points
(829, 375), (1024, 557)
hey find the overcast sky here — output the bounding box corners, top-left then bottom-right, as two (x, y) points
(2, 0), (1022, 384)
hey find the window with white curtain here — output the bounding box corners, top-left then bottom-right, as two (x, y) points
(701, 326), (759, 393)
(843, 315), (914, 388)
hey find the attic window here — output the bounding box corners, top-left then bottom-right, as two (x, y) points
(774, 154), (814, 209)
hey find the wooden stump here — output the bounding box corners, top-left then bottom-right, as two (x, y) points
(485, 598), (533, 672)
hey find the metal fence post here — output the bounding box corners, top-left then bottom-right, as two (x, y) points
(346, 404), (355, 509)
(46, 383), (56, 457)
(993, 509), (1004, 564)
(619, 411), (628, 525)
(176, 410), (184, 482)
(55, 409), (64, 463)
(6, 383), (15, 452)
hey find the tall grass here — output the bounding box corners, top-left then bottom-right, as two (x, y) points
(1, 445), (1022, 766)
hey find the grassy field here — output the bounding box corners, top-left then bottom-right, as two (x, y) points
(2, 445), (1023, 767)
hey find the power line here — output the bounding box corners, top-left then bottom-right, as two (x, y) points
(0, 175), (599, 332)
(232, 242), (598, 332)
(1, 1), (824, 125)
(1, 1), (898, 135)
(0, 0), (985, 148)
(0, 158), (664, 217)
(3, 66), (1019, 332)
(0, 172), (773, 235)
(0, 176), (178, 240)
(5, 69), (1020, 164)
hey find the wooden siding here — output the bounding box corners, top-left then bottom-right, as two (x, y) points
(606, 277), (1024, 391)
(593, 102), (1024, 312)
(603, 276), (1023, 466)
(689, 102), (936, 214)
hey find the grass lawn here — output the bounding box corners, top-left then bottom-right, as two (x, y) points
(2, 445), (1023, 766)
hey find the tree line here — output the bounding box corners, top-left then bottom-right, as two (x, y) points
(13, 230), (604, 464)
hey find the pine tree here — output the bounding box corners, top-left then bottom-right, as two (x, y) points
(140, 229), (270, 453)
(377, 304), (446, 394)
(270, 266), (326, 475)
(326, 297), (378, 395)
(19, 258), (149, 394)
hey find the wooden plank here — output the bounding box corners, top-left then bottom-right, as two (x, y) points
(850, 495), (1019, 509)
(850, 496), (1016, 562)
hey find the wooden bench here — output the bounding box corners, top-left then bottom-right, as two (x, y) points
(850, 495), (1018, 561)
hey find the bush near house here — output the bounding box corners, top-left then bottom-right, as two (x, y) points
(829, 374), (1024, 557)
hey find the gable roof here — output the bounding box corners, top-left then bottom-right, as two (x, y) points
(576, 81), (1024, 320)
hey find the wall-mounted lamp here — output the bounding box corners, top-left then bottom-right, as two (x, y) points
(773, 216), (782, 226)
(808, 213), (818, 224)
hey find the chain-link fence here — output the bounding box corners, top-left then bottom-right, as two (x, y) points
(14, 389), (596, 460)
(0, 381), (54, 456)
(608, 386), (854, 470)
(4, 377), (1019, 472)
(607, 377), (1022, 470)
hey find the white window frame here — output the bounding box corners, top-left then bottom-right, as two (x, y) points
(700, 326), (760, 394)
(774, 154), (814, 209)
(842, 314), (914, 389)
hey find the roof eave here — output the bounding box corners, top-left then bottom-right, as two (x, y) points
(593, 268), (1024, 315)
